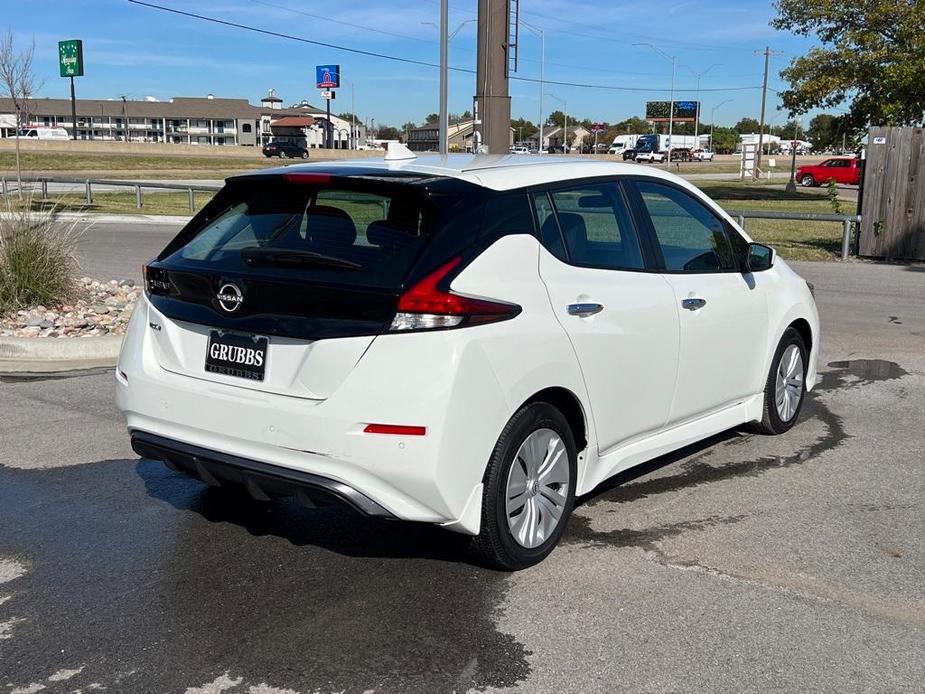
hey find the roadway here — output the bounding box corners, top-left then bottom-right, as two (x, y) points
(2, 222), (923, 693)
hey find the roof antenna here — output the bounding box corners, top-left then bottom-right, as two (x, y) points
(384, 142), (417, 161)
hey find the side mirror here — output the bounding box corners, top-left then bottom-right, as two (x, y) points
(745, 242), (775, 272)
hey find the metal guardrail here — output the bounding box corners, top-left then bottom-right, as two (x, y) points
(727, 209), (861, 261)
(0, 176), (221, 212)
(0, 176), (861, 260)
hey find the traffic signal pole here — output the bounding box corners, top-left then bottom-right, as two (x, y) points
(475, 0), (511, 154)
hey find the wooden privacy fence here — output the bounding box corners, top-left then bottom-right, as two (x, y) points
(859, 126), (925, 260)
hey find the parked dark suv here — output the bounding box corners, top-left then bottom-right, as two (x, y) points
(262, 141), (309, 159)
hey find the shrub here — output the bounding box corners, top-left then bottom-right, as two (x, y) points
(0, 201), (81, 315)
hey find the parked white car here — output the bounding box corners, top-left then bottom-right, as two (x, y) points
(510, 145), (530, 155)
(117, 150), (819, 570)
(635, 150), (666, 163)
(691, 149), (716, 161)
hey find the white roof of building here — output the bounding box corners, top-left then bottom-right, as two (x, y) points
(282, 153), (682, 191)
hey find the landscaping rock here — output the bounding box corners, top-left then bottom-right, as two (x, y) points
(1, 277), (142, 339)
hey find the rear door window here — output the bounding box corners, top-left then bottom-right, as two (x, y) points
(162, 179), (439, 289)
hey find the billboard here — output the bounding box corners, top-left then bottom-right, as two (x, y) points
(645, 100), (699, 122)
(315, 65), (340, 89)
(58, 39), (84, 78)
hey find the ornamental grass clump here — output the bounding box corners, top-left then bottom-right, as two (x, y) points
(0, 199), (81, 315)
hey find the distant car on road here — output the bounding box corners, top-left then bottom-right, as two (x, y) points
(262, 141), (309, 159)
(622, 149), (639, 161)
(691, 149), (715, 162)
(795, 157), (862, 187)
(510, 145), (530, 155)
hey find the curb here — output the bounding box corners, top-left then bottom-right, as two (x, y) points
(0, 211), (191, 225)
(0, 335), (123, 373)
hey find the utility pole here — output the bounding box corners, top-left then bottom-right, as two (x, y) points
(754, 46), (783, 180)
(785, 118), (801, 193)
(475, 0), (511, 153)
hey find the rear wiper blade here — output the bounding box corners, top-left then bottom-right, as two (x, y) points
(240, 247), (360, 271)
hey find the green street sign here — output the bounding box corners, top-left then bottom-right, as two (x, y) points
(58, 39), (84, 78)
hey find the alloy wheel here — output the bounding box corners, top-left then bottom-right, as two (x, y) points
(505, 428), (570, 549)
(775, 344), (804, 422)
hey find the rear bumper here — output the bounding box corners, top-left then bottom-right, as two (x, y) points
(132, 431), (395, 517)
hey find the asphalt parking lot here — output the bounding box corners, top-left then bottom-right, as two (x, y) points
(2, 250), (923, 692)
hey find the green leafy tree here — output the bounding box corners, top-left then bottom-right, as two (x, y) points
(613, 116), (652, 134)
(511, 117), (538, 141)
(710, 126), (739, 154)
(546, 110), (567, 128)
(377, 126), (401, 140)
(805, 113), (841, 151)
(772, 0), (925, 131)
(773, 120), (801, 140)
(423, 113), (439, 125)
(734, 117), (760, 134)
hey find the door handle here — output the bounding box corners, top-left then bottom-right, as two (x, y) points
(682, 298), (707, 311)
(567, 302), (604, 317)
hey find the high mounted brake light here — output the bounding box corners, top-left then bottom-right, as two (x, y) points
(282, 172), (333, 184)
(389, 257), (521, 332)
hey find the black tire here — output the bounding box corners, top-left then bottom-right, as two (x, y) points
(468, 402), (577, 570)
(300, 151), (308, 159)
(752, 327), (808, 435)
(800, 174), (815, 187)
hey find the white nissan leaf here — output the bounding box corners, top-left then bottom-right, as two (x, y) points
(116, 148), (819, 570)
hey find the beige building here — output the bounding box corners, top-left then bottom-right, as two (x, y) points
(0, 90), (364, 149)
(407, 120), (515, 153)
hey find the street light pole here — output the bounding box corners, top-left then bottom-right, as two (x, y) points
(423, 17), (475, 154)
(710, 98), (732, 152)
(520, 21), (545, 154)
(546, 93), (566, 153)
(635, 43), (677, 166)
(439, 0), (449, 156)
(684, 63), (721, 145)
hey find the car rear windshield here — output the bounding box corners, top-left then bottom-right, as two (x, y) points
(159, 177), (443, 289)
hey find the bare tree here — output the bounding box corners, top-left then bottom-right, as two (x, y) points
(0, 30), (42, 197)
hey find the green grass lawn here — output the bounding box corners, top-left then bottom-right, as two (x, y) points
(698, 181), (850, 261)
(13, 191), (214, 216)
(0, 150), (275, 179)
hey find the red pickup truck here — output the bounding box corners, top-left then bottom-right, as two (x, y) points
(795, 157), (863, 187)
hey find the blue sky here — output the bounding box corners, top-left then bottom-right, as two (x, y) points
(7, 0), (821, 129)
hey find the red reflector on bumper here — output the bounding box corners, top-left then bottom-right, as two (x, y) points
(363, 424), (426, 436)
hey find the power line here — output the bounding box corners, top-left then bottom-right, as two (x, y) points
(125, 1), (763, 93)
(250, 0), (720, 80)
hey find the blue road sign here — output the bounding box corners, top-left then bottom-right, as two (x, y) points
(316, 65), (340, 89)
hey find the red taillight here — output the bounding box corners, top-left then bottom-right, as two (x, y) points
(282, 172), (332, 184)
(391, 257), (521, 331)
(363, 424), (427, 436)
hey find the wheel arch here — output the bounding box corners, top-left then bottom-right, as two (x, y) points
(789, 317), (813, 355)
(518, 386), (588, 454)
